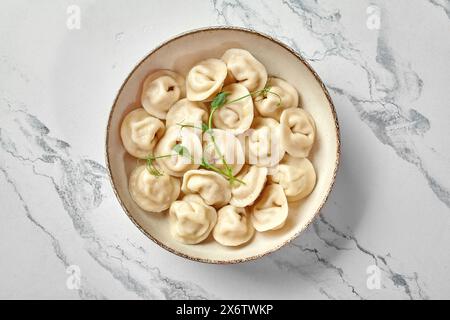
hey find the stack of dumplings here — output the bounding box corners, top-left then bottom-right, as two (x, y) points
(120, 48), (317, 248)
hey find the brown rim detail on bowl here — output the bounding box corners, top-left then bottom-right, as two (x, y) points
(105, 26), (341, 264)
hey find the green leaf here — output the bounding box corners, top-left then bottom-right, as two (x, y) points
(201, 157), (210, 168)
(173, 144), (191, 158)
(211, 92), (230, 110)
(145, 156), (163, 177)
(201, 123), (210, 133)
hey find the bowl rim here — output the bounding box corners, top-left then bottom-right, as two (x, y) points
(105, 26), (341, 264)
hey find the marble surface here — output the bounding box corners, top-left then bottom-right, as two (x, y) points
(1, 0), (449, 300)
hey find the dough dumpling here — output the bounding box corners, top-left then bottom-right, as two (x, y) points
(166, 98), (208, 128)
(155, 126), (202, 177)
(222, 48), (268, 92)
(169, 194), (217, 244)
(186, 58), (227, 101)
(230, 166), (267, 207)
(255, 77), (299, 120)
(129, 165), (180, 212)
(182, 169), (231, 208)
(270, 155), (316, 202)
(213, 205), (255, 247)
(247, 117), (285, 167)
(251, 184), (288, 232)
(212, 83), (254, 135)
(280, 108), (316, 158)
(203, 129), (245, 175)
(120, 108), (165, 159)
(141, 70), (185, 119)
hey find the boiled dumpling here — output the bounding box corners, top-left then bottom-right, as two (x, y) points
(251, 184), (288, 232)
(186, 58), (227, 101)
(222, 48), (268, 92)
(169, 194), (217, 244)
(166, 98), (208, 128)
(246, 117), (285, 167)
(120, 108), (165, 159)
(203, 129), (245, 175)
(129, 165), (180, 212)
(182, 169), (231, 208)
(270, 155), (316, 202)
(254, 77), (298, 120)
(280, 108), (316, 158)
(154, 126), (202, 177)
(141, 70), (185, 119)
(213, 205), (255, 247)
(212, 83), (254, 135)
(230, 166), (267, 207)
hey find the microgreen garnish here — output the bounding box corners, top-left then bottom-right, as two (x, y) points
(209, 92), (230, 129)
(176, 122), (210, 134)
(145, 155), (164, 177)
(211, 92), (230, 110)
(173, 144), (191, 158)
(144, 86), (280, 183)
(208, 86), (282, 131)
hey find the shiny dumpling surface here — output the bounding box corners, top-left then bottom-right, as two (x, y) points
(154, 126), (202, 177)
(141, 70), (185, 119)
(213, 205), (255, 247)
(254, 77), (299, 120)
(280, 108), (316, 158)
(169, 194), (217, 244)
(270, 155), (316, 202)
(222, 48), (268, 92)
(181, 169), (231, 208)
(186, 58), (227, 101)
(165, 98), (209, 128)
(230, 165), (267, 207)
(129, 165), (180, 213)
(203, 129), (245, 176)
(120, 108), (165, 159)
(246, 117), (285, 167)
(251, 184), (288, 232)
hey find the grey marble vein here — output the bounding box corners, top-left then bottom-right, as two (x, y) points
(0, 98), (213, 300)
(209, 0), (443, 299)
(211, 0), (450, 209)
(1, 0), (449, 300)
(268, 211), (428, 300)
(428, 0), (450, 18)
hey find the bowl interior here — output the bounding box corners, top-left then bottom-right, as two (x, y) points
(106, 28), (339, 263)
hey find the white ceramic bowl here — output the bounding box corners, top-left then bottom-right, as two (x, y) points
(106, 27), (340, 264)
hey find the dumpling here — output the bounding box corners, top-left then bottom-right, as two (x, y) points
(120, 108), (165, 159)
(213, 205), (255, 246)
(212, 83), (254, 135)
(169, 194), (217, 244)
(154, 126), (202, 177)
(270, 155), (316, 202)
(186, 58), (227, 101)
(280, 108), (316, 158)
(203, 129), (245, 175)
(254, 77), (299, 120)
(166, 98), (208, 128)
(141, 70), (185, 119)
(251, 184), (288, 232)
(230, 166), (267, 207)
(246, 117), (285, 167)
(222, 48), (268, 92)
(182, 169), (231, 208)
(129, 165), (180, 212)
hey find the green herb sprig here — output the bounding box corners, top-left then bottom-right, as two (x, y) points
(145, 86), (281, 185)
(208, 86), (282, 131)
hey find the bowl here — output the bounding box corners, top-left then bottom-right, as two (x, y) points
(105, 26), (340, 264)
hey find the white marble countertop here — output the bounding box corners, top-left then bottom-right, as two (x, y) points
(1, 0), (449, 300)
